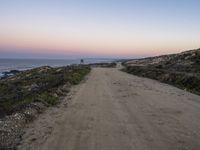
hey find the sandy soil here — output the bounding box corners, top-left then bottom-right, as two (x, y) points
(18, 67), (200, 150)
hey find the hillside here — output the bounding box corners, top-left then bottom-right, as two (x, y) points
(0, 65), (90, 117)
(0, 65), (91, 148)
(123, 48), (200, 94)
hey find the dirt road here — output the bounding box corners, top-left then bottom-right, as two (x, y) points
(19, 68), (200, 150)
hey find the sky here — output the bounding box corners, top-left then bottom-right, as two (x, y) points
(0, 0), (200, 59)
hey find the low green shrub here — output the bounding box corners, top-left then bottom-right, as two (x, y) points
(0, 65), (90, 116)
(123, 65), (200, 95)
(36, 92), (58, 105)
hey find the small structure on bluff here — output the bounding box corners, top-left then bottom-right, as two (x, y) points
(80, 59), (84, 64)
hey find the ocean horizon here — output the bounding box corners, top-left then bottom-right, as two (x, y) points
(0, 58), (115, 75)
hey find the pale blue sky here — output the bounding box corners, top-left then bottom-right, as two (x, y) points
(0, 0), (200, 58)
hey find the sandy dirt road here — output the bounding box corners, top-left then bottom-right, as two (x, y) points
(19, 68), (200, 150)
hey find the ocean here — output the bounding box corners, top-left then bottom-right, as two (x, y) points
(0, 58), (114, 76)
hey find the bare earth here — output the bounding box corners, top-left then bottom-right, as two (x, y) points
(18, 68), (200, 150)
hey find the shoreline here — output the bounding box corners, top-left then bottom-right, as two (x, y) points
(0, 58), (116, 77)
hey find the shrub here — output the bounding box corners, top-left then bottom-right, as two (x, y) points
(0, 65), (90, 116)
(36, 92), (58, 105)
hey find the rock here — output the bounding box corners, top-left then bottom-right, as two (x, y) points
(0, 102), (46, 149)
(28, 83), (39, 91)
(38, 66), (51, 73)
(1, 70), (21, 79)
(53, 93), (58, 98)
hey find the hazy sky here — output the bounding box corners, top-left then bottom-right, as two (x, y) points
(0, 0), (200, 58)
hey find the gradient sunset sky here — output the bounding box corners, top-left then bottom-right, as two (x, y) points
(0, 0), (200, 58)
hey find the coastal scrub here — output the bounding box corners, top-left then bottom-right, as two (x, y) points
(0, 65), (90, 117)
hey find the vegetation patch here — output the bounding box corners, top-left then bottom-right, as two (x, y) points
(0, 65), (91, 117)
(123, 48), (200, 95)
(89, 62), (117, 68)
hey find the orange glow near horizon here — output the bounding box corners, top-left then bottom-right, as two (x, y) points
(1, 1), (200, 58)
(1, 31), (199, 58)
